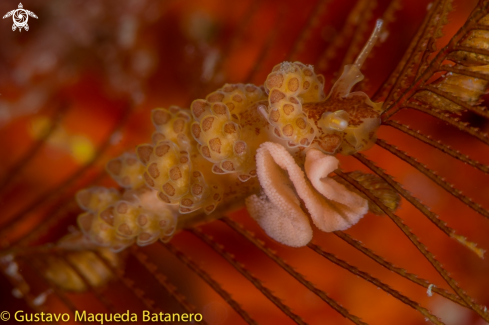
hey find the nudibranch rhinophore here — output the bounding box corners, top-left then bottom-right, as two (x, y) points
(75, 19), (400, 250)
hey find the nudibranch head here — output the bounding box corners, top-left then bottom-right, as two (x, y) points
(296, 20), (386, 156)
(319, 110), (350, 132)
(313, 62), (383, 155)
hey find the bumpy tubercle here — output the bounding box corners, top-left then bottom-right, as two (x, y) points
(73, 19), (389, 251)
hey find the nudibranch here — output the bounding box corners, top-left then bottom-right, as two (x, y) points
(75, 19), (400, 251)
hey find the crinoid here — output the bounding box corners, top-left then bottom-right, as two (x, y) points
(0, 0), (488, 324)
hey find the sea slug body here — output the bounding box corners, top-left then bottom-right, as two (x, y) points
(75, 19), (400, 249)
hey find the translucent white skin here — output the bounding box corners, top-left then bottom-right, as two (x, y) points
(76, 20), (385, 250)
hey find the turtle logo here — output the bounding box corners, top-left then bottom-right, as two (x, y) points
(3, 3), (38, 32)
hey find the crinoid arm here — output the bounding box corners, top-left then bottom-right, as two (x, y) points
(366, 0), (489, 261)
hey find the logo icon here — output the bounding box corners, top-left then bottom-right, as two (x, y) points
(3, 3), (38, 32)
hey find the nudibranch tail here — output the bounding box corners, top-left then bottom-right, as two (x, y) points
(76, 179), (178, 251)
